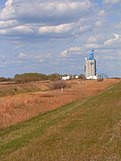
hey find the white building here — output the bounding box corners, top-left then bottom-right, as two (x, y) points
(62, 75), (70, 80)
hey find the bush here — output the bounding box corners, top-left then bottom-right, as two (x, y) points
(78, 74), (86, 80)
(48, 73), (62, 81)
(14, 73), (48, 83)
(97, 78), (104, 82)
(0, 77), (13, 82)
(49, 81), (67, 90)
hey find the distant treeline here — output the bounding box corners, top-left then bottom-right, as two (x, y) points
(14, 73), (61, 83)
(0, 73), (86, 83)
(0, 77), (13, 82)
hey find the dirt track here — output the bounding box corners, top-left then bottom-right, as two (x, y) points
(0, 79), (120, 129)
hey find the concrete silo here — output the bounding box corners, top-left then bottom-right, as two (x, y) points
(84, 50), (97, 79)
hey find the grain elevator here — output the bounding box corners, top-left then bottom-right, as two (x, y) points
(84, 50), (97, 79)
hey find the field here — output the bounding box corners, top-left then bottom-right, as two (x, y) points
(0, 79), (119, 129)
(0, 78), (121, 161)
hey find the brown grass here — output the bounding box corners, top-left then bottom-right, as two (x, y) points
(0, 79), (120, 129)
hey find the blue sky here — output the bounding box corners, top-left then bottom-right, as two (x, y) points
(0, 0), (121, 78)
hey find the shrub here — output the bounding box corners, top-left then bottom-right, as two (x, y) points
(78, 74), (86, 80)
(0, 77), (13, 82)
(49, 81), (67, 90)
(97, 78), (104, 82)
(48, 73), (62, 81)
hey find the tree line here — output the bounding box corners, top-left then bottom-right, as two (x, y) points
(0, 73), (86, 83)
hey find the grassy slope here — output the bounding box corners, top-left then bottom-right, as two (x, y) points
(1, 81), (121, 161)
(0, 81), (49, 97)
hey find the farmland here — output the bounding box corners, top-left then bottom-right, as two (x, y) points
(0, 78), (121, 161)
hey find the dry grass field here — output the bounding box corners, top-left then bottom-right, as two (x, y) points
(1, 78), (121, 161)
(0, 79), (120, 129)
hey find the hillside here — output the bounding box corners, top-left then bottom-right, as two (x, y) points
(0, 80), (121, 161)
(0, 79), (119, 128)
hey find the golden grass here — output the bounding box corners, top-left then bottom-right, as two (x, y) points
(0, 79), (120, 129)
(1, 80), (121, 161)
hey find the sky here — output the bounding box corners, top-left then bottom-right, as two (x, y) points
(0, 0), (121, 78)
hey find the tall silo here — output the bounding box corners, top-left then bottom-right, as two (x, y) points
(85, 50), (97, 79)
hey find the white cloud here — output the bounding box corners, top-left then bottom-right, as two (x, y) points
(104, 33), (121, 45)
(39, 24), (72, 34)
(2, 0), (92, 23)
(0, 0), (15, 20)
(0, 29), (7, 34)
(0, 25), (34, 35)
(79, 25), (91, 32)
(18, 51), (52, 63)
(95, 10), (106, 27)
(0, 20), (18, 28)
(13, 25), (34, 34)
(87, 34), (102, 43)
(18, 52), (27, 59)
(85, 43), (100, 49)
(60, 47), (81, 57)
(95, 20), (104, 27)
(0, 0), (93, 40)
(98, 10), (105, 17)
(103, 0), (121, 4)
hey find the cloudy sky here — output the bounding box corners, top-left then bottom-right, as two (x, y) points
(0, 0), (121, 78)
